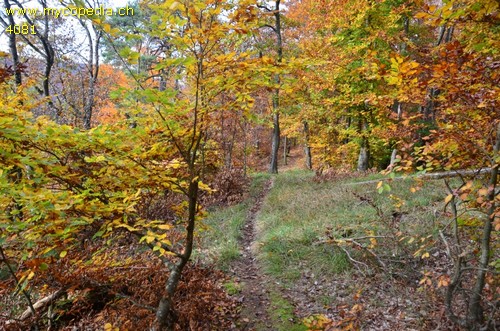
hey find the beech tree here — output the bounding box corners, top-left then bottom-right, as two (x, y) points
(1, 0), (497, 329)
(1, 0), (266, 330)
(258, 0), (283, 174)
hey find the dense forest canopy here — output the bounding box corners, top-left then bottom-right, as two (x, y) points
(0, 0), (498, 330)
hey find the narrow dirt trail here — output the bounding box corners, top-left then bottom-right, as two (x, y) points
(230, 178), (274, 330)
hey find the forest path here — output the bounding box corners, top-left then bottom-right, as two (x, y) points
(230, 178), (274, 330)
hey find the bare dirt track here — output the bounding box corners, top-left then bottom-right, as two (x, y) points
(230, 179), (274, 330)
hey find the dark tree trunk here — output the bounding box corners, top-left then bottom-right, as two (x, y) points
(268, 0), (282, 174)
(2, 0), (22, 86)
(80, 19), (101, 130)
(303, 121), (312, 170)
(154, 180), (198, 330)
(283, 136), (288, 165)
(10, 0), (56, 118)
(269, 111), (280, 173)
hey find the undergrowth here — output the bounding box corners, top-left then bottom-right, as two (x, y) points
(196, 172), (271, 270)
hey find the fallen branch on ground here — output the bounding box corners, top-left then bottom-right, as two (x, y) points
(19, 288), (66, 320)
(345, 168), (492, 186)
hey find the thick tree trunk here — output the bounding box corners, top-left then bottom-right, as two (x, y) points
(357, 140), (370, 172)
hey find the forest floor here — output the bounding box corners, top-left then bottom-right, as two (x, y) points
(198, 150), (500, 330)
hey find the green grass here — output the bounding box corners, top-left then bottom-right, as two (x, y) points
(197, 169), (451, 330)
(222, 280), (242, 295)
(267, 289), (308, 331)
(254, 169), (449, 284)
(195, 172), (271, 270)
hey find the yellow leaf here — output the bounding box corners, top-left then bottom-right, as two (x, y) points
(414, 12), (427, 19)
(157, 224), (171, 230)
(477, 188), (489, 196)
(444, 194), (453, 204)
(60, 250), (67, 258)
(27, 271), (35, 280)
(422, 252), (430, 259)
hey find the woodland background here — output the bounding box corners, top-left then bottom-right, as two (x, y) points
(0, 0), (498, 330)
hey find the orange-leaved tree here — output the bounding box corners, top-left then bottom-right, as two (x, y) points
(387, 0), (499, 328)
(1, 0), (267, 330)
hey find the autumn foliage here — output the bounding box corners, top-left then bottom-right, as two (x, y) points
(0, 0), (498, 329)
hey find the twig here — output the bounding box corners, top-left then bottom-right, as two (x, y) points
(314, 236), (388, 246)
(336, 245), (368, 276)
(439, 230), (452, 259)
(345, 168), (493, 186)
(350, 239), (387, 270)
(0, 246), (37, 323)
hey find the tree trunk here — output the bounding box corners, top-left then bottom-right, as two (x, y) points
(3, 0), (22, 86)
(303, 121), (312, 170)
(268, 0), (282, 174)
(466, 123), (499, 329)
(423, 26), (453, 123)
(283, 136), (287, 166)
(357, 139), (370, 172)
(154, 180), (198, 330)
(269, 111), (280, 173)
(243, 120), (248, 177)
(389, 148), (398, 168)
(80, 20), (101, 130)
(357, 116), (370, 171)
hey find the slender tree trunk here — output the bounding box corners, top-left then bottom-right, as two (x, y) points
(466, 123), (499, 329)
(269, 111), (280, 173)
(155, 180), (198, 331)
(423, 25), (453, 122)
(283, 136), (287, 166)
(243, 120), (248, 177)
(357, 116), (370, 171)
(388, 101), (402, 169)
(303, 121), (312, 170)
(269, 0), (282, 174)
(2, 0), (22, 86)
(80, 21), (101, 130)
